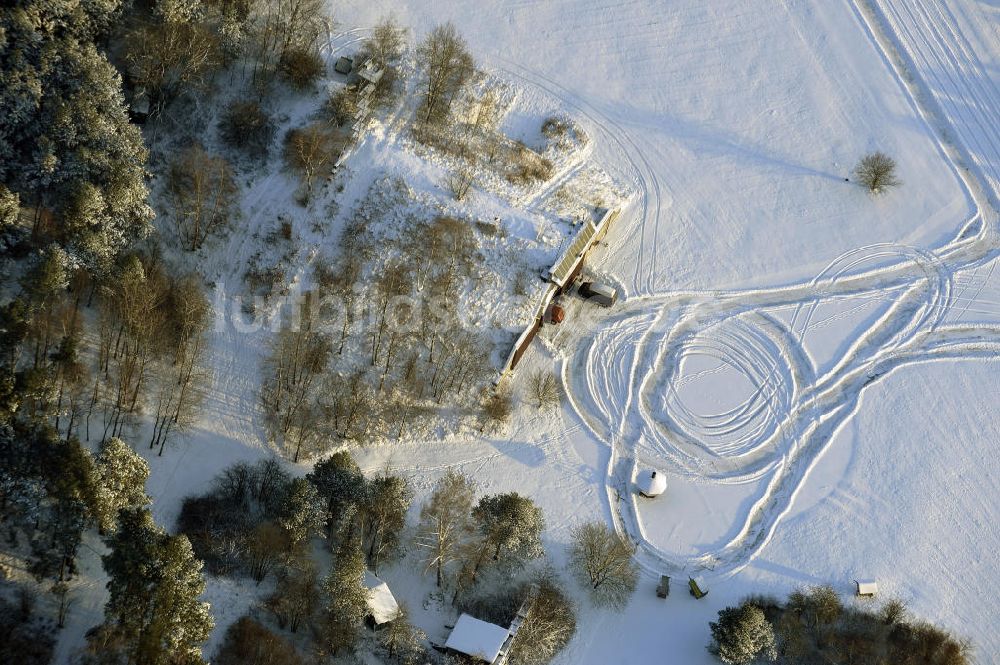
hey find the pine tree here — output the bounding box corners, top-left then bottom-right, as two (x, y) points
(102, 508), (213, 664)
(93, 437), (150, 532)
(709, 602), (778, 665)
(307, 451), (366, 539)
(319, 537), (368, 655)
(277, 477), (326, 549)
(359, 473), (411, 573)
(452, 493), (544, 602)
(473, 492), (544, 567)
(0, 12), (153, 271)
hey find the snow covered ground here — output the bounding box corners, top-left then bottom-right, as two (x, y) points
(46, 0), (1000, 661)
(329, 0), (1000, 661)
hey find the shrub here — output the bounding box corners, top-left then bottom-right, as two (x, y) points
(480, 386), (514, 433)
(508, 577), (577, 665)
(279, 47), (325, 91)
(219, 101), (275, 159)
(720, 586), (973, 665)
(214, 616), (303, 665)
(0, 589), (56, 665)
(325, 87), (358, 127)
(507, 143), (554, 185)
(526, 370), (561, 411)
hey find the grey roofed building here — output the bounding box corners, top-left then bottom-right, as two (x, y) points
(335, 56), (354, 75)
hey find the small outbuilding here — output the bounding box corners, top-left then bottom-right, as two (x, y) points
(689, 576), (709, 599)
(545, 303), (565, 324)
(129, 87), (151, 123)
(335, 56), (354, 75)
(363, 571), (399, 629)
(579, 281), (618, 307)
(656, 575), (671, 598)
(444, 613), (510, 663)
(636, 469), (667, 498)
(855, 579), (878, 598)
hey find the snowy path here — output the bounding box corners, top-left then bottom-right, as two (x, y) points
(552, 0), (1000, 580)
(868, 0), (1000, 204)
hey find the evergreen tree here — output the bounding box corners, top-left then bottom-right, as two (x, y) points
(359, 473), (411, 573)
(319, 537), (368, 655)
(472, 492), (544, 567)
(307, 451), (366, 538)
(0, 6), (153, 272)
(101, 508), (213, 665)
(277, 477), (325, 550)
(709, 602), (778, 665)
(93, 437), (150, 532)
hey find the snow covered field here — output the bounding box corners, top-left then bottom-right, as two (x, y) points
(329, 0), (1000, 661)
(45, 0), (1000, 661)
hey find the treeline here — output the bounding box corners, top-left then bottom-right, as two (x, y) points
(4, 248), (212, 454)
(0, 419), (214, 664)
(708, 586), (972, 665)
(0, 1), (152, 273)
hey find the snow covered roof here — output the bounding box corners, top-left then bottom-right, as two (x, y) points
(548, 221), (596, 287)
(636, 469), (667, 497)
(855, 580), (878, 596)
(444, 613), (510, 663)
(363, 571), (399, 625)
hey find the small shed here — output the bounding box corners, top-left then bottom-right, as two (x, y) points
(636, 470), (667, 498)
(444, 613), (510, 663)
(129, 87), (150, 123)
(579, 281), (618, 307)
(689, 576), (709, 599)
(335, 56), (354, 75)
(656, 575), (670, 598)
(855, 580), (878, 597)
(363, 571), (399, 629)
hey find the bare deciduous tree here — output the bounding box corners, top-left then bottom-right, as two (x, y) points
(362, 16), (407, 70)
(260, 307), (332, 461)
(418, 470), (476, 587)
(149, 275), (211, 455)
(508, 576), (577, 665)
(569, 521), (637, 609)
(417, 23), (475, 125)
(168, 145), (239, 251)
(853, 151), (900, 194)
(266, 557), (319, 633)
(283, 123), (343, 201)
(446, 162), (475, 201)
(379, 601), (425, 663)
(125, 16), (221, 106)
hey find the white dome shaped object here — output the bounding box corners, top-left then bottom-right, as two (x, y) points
(636, 469), (667, 497)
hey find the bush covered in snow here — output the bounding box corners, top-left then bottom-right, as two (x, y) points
(709, 587), (972, 665)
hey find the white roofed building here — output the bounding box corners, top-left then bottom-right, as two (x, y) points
(636, 469), (667, 497)
(444, 613), (511, 663)
(363, 571), (400, 628)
